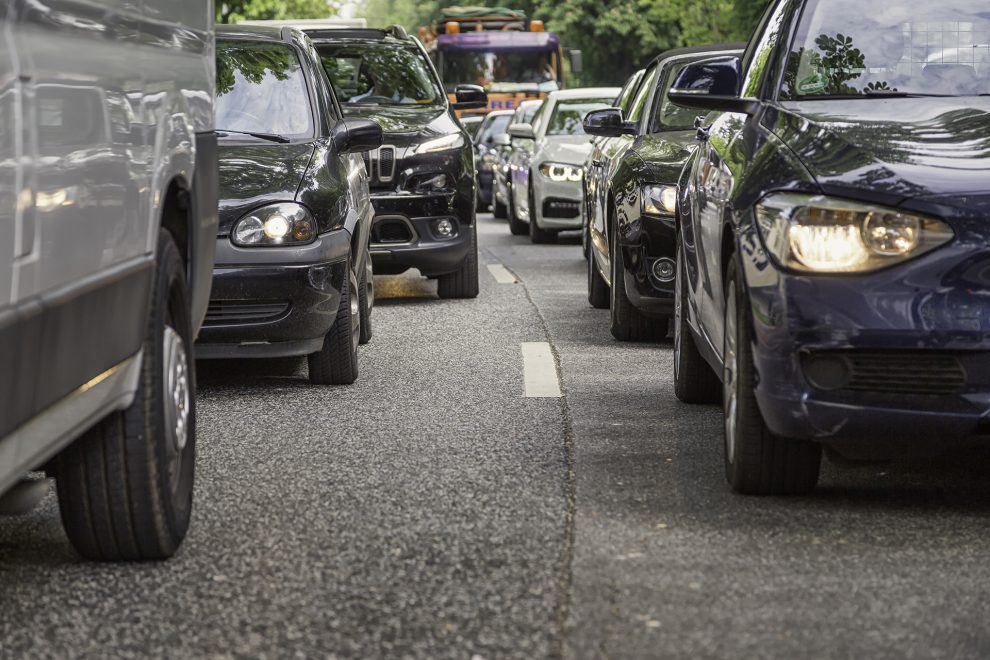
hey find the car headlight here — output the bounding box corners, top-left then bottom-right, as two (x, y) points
(642, 184), (678, 216)
(232, 202), (316, 247)
(414, 133), (465, 154)
(539, 162), (582, 183)
(755, 193), (953, 273)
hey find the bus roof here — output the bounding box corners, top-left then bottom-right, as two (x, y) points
(436, 31), (558, 54)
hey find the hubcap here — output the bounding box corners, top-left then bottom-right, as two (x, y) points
(163, 324), (190, 490)
(724, 287), (739, 464)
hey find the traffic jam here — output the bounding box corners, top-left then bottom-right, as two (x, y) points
(2, 0), (990, 655)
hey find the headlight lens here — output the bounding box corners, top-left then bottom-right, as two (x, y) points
(539, 162), (582, 183)
(414, 133), (465, 154)
(642, 184), (678, 216)
(232, 202), (316, 247)
(755, 193), (953, 273)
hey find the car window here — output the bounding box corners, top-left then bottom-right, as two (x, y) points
(529, 100), (549, 133)
(626, 64), (660, 124)
(478, 113), (512, 145)
(316, 43), (443, 106)
(545, 98), (615, 136)
(650, 60), (702, 131)
(514, 103), (540, 125)
(216, 40), (314, 138)
(616, 70), (645, 113)
(463, 118), (483, 139)
(740, 0), (793, 98)
(781, 0), (990, 98)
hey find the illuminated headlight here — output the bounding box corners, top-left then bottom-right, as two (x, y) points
(539, 162), (582, 183)
(232, 202), (316, 247)
(755, 193), (953, 273)
(642, 184), (678, 216)
(414, 133), (465, 154)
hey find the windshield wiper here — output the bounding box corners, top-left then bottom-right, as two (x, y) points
(216, 129), (290, 143)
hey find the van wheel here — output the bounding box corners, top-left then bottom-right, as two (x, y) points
(528, 182), (557, 244)
(587, 243), (609, 309)
(674, 239), (720, 403)
(438, 223), (479, 299)
(508, 186), (527, 236)
(723, 255), (821, 494)
(309, 260), (360, 385)
(609, 234), (667, 341)
(358, 248), (373, 345)
(55, 229), (195, 561)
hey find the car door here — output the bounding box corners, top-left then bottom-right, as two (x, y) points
(0, 17), (14, 312)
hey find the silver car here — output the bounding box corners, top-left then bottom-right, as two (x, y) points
(0, 0), (217, 560)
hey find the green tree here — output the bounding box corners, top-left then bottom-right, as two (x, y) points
(217, 0), (340, 24)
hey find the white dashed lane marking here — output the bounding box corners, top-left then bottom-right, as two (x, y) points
(486, 263), (517, 284)
(521, 342), (562, 398)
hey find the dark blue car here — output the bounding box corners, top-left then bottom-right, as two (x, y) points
(669, 0), (990, 494)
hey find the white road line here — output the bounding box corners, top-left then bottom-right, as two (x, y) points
(521, 342), (562, 398)
(486, 263), (517, 284)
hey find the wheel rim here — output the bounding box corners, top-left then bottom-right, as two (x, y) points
(350, 271), (360, 352)
(674, 250), (683, 380)
(163, 324), (190, 490)
(365, 257), (374, 312)
(724, 286), (739, 464)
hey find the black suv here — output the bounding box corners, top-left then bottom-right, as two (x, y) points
(304, 27), (487, 298)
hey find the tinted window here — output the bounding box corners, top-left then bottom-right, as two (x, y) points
(317, 43), (442, 106)
(442, 51), (559, 93)
(216, 40), (313, 138)
(546, 98), (615, 136)
(782, 0), (990, 98)
(626, 65), (660, 123)
(478, 113), (512, 144)
(650, 61), (702, 131)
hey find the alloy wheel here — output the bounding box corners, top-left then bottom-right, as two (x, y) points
(162, 324), (190, 492)
(723, 287), (739, 464)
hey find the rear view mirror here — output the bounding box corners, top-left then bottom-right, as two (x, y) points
(507, 123), (535, 140)
(667, 56), (759, 115)
(332, 118), (383, 154)
(493, 133), (511, 147)
(583, 108), (635, 137)
(452, 84), (488, 110)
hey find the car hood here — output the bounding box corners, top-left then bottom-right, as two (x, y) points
(776, 98), (990, 204)
(217, 142), (316, 235)
(632, 129), (696, 183)
(539, 135), (594, 166)
(340, 104), (456, 147)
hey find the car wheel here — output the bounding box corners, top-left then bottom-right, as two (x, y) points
(493, 197), (507, 219)
(358, 247), (373, 345)
(587, 240), (609, 309)
(723, 254), (821, 495)
(528, 181), (557, 244)
(673, 238), (720, 403)
(507, 184), (527, 236)
(609, 229), (667, 341)
(309, 259), (360, 385)
(437, 222), (479, 299)
(55, 229), (195, 561)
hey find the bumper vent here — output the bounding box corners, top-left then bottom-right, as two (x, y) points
(372, 217), (415, 244)
(803, 351), (967, 396)
(204, 300), (290, 325)
(542, 198), (580, 219)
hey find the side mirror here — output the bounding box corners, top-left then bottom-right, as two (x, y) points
(332, 118), (383, 154)
(493, 133), (511, 147)
(569, 49), (583, 75)
(452, 84), (488, 110)
(507, 122), (536, 140)
(667, 56), (759, 114)
(583, 108), (635, 137)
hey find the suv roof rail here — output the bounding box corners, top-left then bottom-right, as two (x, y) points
(386, 24), (408, 40)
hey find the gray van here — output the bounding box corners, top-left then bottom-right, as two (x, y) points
(0, 1), (217, 560)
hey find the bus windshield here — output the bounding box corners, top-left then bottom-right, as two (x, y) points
(441, 50), (559, 93)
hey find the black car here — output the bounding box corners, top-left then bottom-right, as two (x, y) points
(670, 0), (990, 494)
(197, 26), (382, 385)
(304, 26), (488, 299)
(584, 45), (743, 342)
(473, 109), (514, 213)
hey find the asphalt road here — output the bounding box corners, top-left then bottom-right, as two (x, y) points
(3, 213), (990, 659)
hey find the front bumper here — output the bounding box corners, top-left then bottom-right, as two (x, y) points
(196, 231), (350, 359)
(618, 212), (677, 318)
(533, 176), (583, 230)
(737, 222), (990, 455)
(368, 191), (473, 277)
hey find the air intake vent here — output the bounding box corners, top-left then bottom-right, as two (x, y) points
(378, 146), (396, 182)
(372, 217), (415, 244)
(803, 351), (967, 396)
(204, 300), (290, 325)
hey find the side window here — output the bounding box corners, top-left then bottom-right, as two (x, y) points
(740, 0), (793, 98)
(626, 64), (659, 125)
(529, 100), (548, 132)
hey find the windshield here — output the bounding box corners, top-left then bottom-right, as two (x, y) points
(478, 113), (512, 145)
(546, 98), (615, 136)
(442, 51), (559, 93)
(317, 43), (442, 106)
(782, 0), (990, 98)
(216, 40), (313, 138)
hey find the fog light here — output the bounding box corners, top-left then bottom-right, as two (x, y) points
(803, 355), (851, 391)
(436, 219), (455, 237)
(651, 257), (675, 283)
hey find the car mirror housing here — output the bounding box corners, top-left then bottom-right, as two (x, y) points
(507, 122), (536, 140)
(452, 84), (488, 110)
(668, 56), (759, 115)
(493, 133), (511, 147)
(332, 119), (383, 154)
(583, 108), (635, 137)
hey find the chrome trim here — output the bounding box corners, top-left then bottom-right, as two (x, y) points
(378, 145), (396, 182)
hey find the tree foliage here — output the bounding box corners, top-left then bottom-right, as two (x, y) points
(217, 0), (339, 24)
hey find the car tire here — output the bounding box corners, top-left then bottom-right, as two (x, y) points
(437, 223), (479, 299)
(609, 231), (667, 341)
(358, 248), (373, 345)
(723, 255), (821, 495)
(508, 185), (527, 236)
(55, 229), (195, 561)
(587, 243), (609, 309)
(493, 197), (507, 219)
(309, 259), (360, 385)
(673, 238), (720, 403)
(528, 182), (557, 244)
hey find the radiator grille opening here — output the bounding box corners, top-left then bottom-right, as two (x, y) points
(542, 198), (581, 219)
(378, 146), (396, 182)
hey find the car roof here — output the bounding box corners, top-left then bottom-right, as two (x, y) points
(515, 100), (542, 109)
(216, 24), (313, 49)
(547, 87), (622, 101)
(486, 110), (516, 117)
(298, 27), (410, 45)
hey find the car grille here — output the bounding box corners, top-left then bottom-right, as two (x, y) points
(204, 300), (290, 325)
(803, 351), (967, 396)
(542, 198), (580, 219)
(363, 146), (396, 183)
